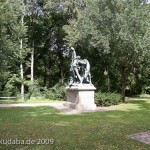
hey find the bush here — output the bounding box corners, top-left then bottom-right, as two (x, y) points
(95, 92), (121, 107)
(27, 80), (43, 99)
(145, 86), (150, 94)
(2, 74), (19, 97)
(46, 83), (66, 100)
(25, 81), (66, 101)
(43, 87), (56, 100)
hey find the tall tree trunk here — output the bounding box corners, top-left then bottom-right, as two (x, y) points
(31, 42), (34, 82)
(48, 50), (51, 87)
(60, 65), (64, 84)
(60, 51), (64, 84)
(44, 63), (47, 85)
(20, 63), (24, 100)
(107, 75), (110, 92)
(120, 67), (126, 102)
(20, 15), (24, 100)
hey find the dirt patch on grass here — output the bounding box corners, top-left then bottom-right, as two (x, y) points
(128, 131), (150, 144)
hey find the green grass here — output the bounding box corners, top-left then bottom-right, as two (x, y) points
(0, 98), (62, 104)
(0, 100), (150, 150)
(133, 94), (150, 98)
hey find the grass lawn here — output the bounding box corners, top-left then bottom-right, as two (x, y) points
(129, 94), (150, 99)
(0, 98), (62, 104)
(134, 94), (150, 98)
(0, 100), (150, 150)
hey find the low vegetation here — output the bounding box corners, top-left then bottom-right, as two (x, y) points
(95, 92), (121, 106)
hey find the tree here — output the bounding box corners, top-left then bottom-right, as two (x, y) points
(24, 0), (44, 83)
(64, 0), (150, 101)
(0, 0), (28, 99)
(16, 0), (28, 100)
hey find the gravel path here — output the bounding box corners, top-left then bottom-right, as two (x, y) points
(0, 102), (108, 115)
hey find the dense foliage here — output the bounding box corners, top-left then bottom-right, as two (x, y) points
(64, 0), (150, 101)
(0, 0), (150, 101)
(95, 92), (121, 106)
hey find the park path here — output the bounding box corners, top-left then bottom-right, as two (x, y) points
(0, 102), (108, 115)
(0, 98), (149, 114)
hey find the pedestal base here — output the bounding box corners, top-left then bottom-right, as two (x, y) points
(64, 85), (96, 111)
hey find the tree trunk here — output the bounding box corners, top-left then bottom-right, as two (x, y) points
(107, 75), (110, 92)
(20, 63), (24, 100)
(120, 67), (126, 102)
(31, 42), (34, 82)
(44, 64), (47, 85)
(48, 50), (51, 87)
(60, 65), (64, 84)
(60, 51), (64, 84)
(20, 15), (24, 100)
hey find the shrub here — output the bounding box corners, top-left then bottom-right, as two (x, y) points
(27, 80), (43, 98)
(25, 81), (66, 101)
(145, 86), (150, 94)
(42, 83), (66, 100)
(95, 92), (121, 107)
(2, 74), (19, 97)
(43, 87), (56, 100)
(48, 83), (66, 100)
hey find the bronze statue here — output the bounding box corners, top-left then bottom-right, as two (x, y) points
(69, 47), (91, 85)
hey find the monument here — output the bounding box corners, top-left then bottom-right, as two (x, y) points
(64, 47), (96, 111)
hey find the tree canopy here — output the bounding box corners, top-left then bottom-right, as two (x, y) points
(0, 0), (150, 101)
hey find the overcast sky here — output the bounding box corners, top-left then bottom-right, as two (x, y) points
(148, 0), (150, 3)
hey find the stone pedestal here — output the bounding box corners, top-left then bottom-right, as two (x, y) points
(64, 85), (96, 111)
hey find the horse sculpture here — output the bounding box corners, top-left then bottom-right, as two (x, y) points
(69, 47), (92, 85)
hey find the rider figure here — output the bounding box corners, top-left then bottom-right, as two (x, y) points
(70, 47), (82, 84)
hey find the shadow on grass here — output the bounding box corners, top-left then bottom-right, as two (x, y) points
(0, 100), (149, 117)
(0, 100), (149, 150)
(124, 100), (150, 110)
(0, 100), (149, 123)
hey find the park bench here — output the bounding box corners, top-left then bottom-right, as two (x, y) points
(0, 97), (16, 100)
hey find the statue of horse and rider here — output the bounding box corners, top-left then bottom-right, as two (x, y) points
(69, 47), (92, 86)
